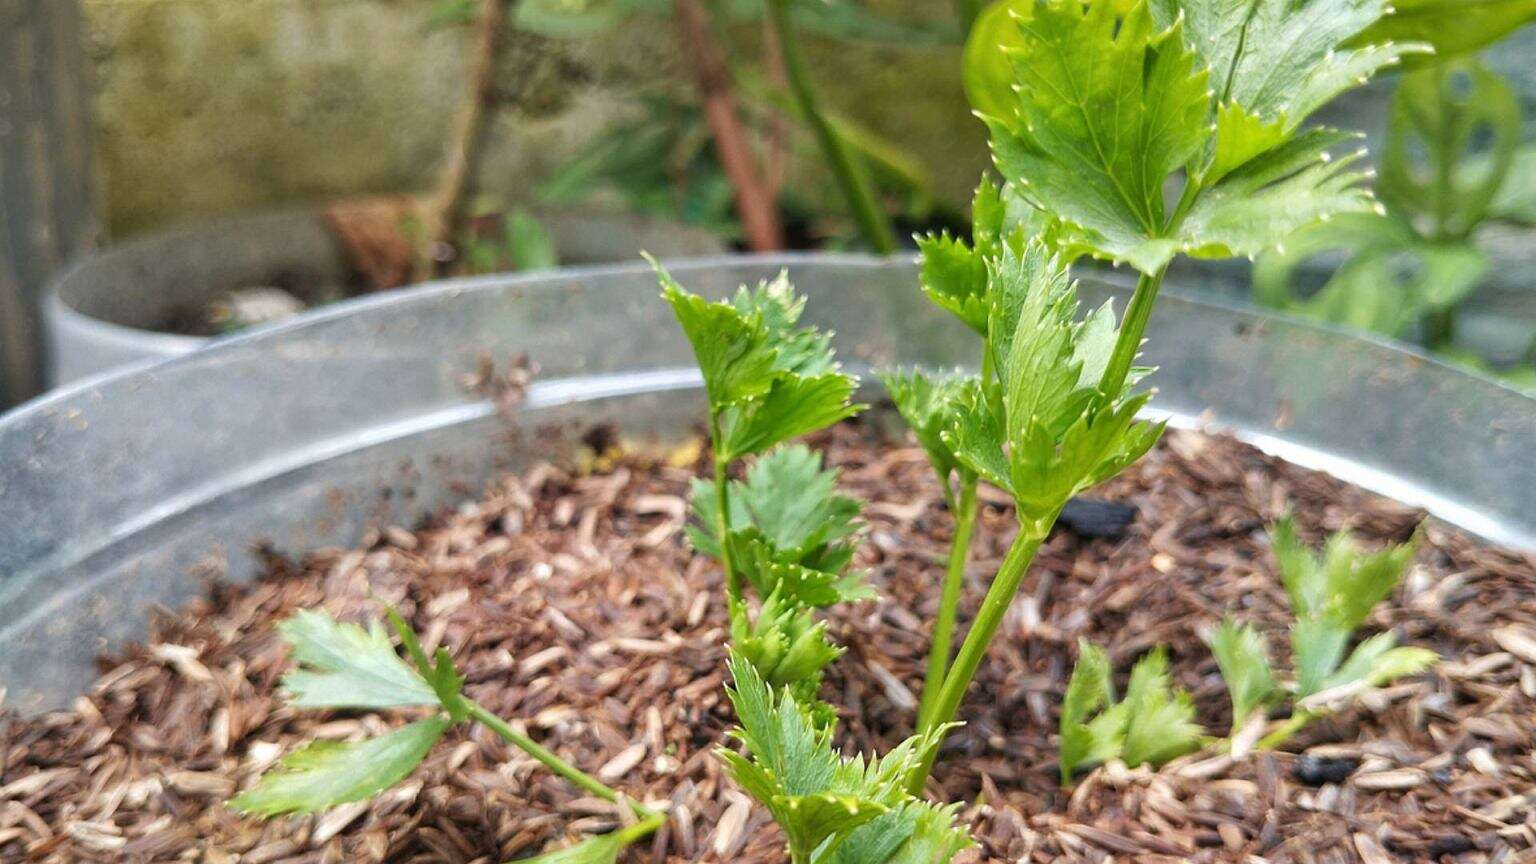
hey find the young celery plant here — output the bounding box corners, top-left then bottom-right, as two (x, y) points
(660, 266), (974, 861)
(1210, 520), (1436, 753)
(907, 0), (1423, 793)
(657, 260), (867, 710)
(1058, 642), (1203, 785)
(230, 607), (663, 862)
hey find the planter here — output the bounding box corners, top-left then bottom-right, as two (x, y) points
(7, 254), (1536, 716)
(41, 207), (727, 385)
(6, 255), (1536, 861)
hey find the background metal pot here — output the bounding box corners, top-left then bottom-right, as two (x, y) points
(42, 208), (727, 385)
(5, 255), (1535, 714)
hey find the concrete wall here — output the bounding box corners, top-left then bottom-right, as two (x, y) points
(81, 0), (986, 237)
(76, 2), (1536, 240)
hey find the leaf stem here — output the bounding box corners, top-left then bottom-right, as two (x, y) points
(1098, 268), (1165, 398)
(908, 520), (1050, 794)
(464, 700), (658, 819)
(764, 0), (898, 254)
(916, 475), (979, 729)
(709, 414), (740, 599)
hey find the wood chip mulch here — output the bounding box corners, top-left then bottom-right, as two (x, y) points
(3, 421), (1536, 863)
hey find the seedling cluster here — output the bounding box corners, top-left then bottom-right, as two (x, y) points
(229, 0), (1441, 860)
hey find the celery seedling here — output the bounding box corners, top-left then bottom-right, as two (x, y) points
(1058, 643), (1203, 785)
(661, 265), (974, 861)
(230, 608), (663, 862)
(1212, 520), (1437, 751)
(658, 260), (867, 713)
(901, 0), (1419, 793)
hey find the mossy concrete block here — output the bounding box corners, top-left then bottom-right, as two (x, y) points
(83, 0), (680, 236)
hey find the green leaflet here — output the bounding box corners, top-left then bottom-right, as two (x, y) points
(230, 716), (451, 816)
(945, 243), (1163, 523)
(1118, 648), (1204, 768)
(879, 368), (977, 497)
(1208, 620), (1277, 736)
(1271, 519), (1425, 698)
(1058, 643), (1202, 784)
(687, 445), (866, 608)
(720, 654), (967, 863)
(1379, 62), (1522, 240)
(831, 801), (975, 864)
(1059, 641), (1115, 784)
(1350, 0), (1536, 64)
(277, 610), (438, 710)
(1176, 129), (1376, 263)
(1151, 0), (1425, 129)
(915, 181), (1021, 334)
(986, 0), (1210, 272)
(974, 0), (1406, 274)
(736, 444), (862, 554)
(730, 591), (844, 703)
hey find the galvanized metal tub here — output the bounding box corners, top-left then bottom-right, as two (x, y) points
(41, 209), (728, 386)
(5, 254), (1535, 714)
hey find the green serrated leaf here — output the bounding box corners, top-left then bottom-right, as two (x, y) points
(1177, 128), (1377, 263)
(231, 716), (450, 816)
(1119, 647), (1203, 768)
(278, 610), (437, 710)
(721, 653), (964, 862)
(1152, 0), (1427, 129)
(880, 368), (975, 494)
(1276, 522), (1419, 696)
(1208, 620), (1277, 735)
(987, 0), (1211, 272)
(917, 232), (991, 334)
(656, 261), (777, 410)
(943, 377), (1013, 494)
(1060, 640), (1114, 784)
(741, 445), (863, 554)
(832, 800), (974, 864)
(720, 372), (864, 459)
(1350, 0), (1536, 64)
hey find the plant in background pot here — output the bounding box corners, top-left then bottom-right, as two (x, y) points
(1253, 7), (1536, 390)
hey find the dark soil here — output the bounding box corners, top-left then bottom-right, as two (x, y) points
(2, 422), (1534, 863)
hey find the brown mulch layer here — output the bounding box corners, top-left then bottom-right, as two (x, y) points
(3, 422), (1536, 863)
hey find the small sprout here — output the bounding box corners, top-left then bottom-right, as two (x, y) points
(1210, 520), (1438, 753)
(1058, 643), (1203, 785)
(230, 608), (661, 860)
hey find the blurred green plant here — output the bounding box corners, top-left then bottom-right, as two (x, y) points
(514, 0), (964, 252)
(1255, 13), (1536, 390)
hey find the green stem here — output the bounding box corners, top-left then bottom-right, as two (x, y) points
(465, 700), (658, 819)
(765, 0), (898, 254)
(1098, 268), (1165, 398)
(710, 414), (740, 599)
(916, 475), (979, 729)
(1255, 710), (1315, 752)
(908, 521), (1050, 794)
